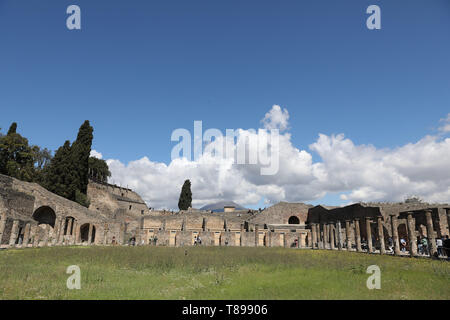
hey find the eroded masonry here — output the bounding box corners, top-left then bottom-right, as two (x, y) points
(1, 173), (449, 258)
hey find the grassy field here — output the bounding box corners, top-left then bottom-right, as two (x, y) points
(0, 246), (449, 300)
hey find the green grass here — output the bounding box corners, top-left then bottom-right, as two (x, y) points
(0, 246), (449, 300)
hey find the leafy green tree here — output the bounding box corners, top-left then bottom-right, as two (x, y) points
(88, 157), (111, 183)
(0, 122), (35, 181)
(43, 121), (93, 207)
(178, 179), (192, 210)
(32, 146), (52, 184)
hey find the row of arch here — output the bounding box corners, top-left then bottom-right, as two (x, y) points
(31, 205), (96, 243)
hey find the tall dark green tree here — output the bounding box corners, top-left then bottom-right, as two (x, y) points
(178, 179), (192, 210)
(44, 140), (75, 200)
(70, 120), (93, 195)
(88, 157), (111, 183)
(0, 122), (35, 182)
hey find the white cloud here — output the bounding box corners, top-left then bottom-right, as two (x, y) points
(261, 105), (290, 132)
(438, 113), (450, 133)
(90, 150), (103, 159)
(102, 107), (450, 209)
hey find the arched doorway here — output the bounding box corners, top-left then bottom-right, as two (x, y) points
(32, 206), (56, 227)
(288, 216), (300, 224)
(80, 223), (96, 243)
(64, 216), (75, 236)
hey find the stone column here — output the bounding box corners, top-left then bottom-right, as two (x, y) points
(9, 220), (19, 247)
(354, 218), (362, 252)
(390, 215), (401, 255)
(74, 222), (80, 244)
(323, 223), (328, 249)
(0, 211), (7, 244)
(58, 218), (65, 245)
(255, 224), (259, 247)
(329, 223), (335, 250)
(320, 224), (326, 249)
(425, 209), (437, 256)
(52, 217), (60, 245)
(88, 224), (93, 245)
(366, 217), (373, 253)
(311, 224), (317, 249)
(67, 218), (73, 236)
(345, 220), (352, 250)
(103, 223), (108, 245)
(123, 223), (128, 245)
(33, 226), (40, 247)
(23, 223), (31, 247)
(377, 216), (386, 254)
(406, 212), (417, 257)
(43, 226), (50, 247)
(299, 232), (306, 248)
(29, 225), (36, 247)
(71, 221), (78, 245)
(315, 224), (320, 249)
(337, 221), (343, 250)
(315, 225), (319, 248)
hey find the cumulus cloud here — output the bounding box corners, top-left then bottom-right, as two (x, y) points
(439, 113), (450, 133)
(103, 107), (450, 209)
(261, 105), (290, 132)
(90, 150), (103, 159)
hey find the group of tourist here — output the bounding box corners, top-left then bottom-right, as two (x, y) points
(149, 235), (158, 245)
(193, 235), (202, 245)
(386, 235), (450, 257)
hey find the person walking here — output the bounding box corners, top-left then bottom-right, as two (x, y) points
(436, 237), (444, 256)
(421, 237), (429, 256)
(400, 238), (407, 252)
(388, 237), (394, 253)
(418, 236), (423, 255)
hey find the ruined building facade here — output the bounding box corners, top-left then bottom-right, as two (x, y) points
(1, 173), (449, 258)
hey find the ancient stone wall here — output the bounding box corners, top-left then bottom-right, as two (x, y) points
(0, 174), (124, 247)
(249, 202), (311, 226)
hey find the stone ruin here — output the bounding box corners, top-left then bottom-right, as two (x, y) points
(1, 173), (449, 259)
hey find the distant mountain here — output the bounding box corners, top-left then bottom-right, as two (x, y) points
(200, 201), (247, 212)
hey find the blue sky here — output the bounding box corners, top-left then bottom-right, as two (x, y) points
(1, 1), (449, 209)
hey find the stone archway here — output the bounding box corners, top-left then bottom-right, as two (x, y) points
(80, 223), (96, 243)
(32, 206), (56, 228)
(64, 216), (76, 236)
(288, 216), (300, 224)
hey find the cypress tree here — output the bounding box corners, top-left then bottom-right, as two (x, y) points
(70, 120), (93, 195)
(7, 122), (17, 135)
(178, 179), (192, 211)
(44, 140), (73, 199)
